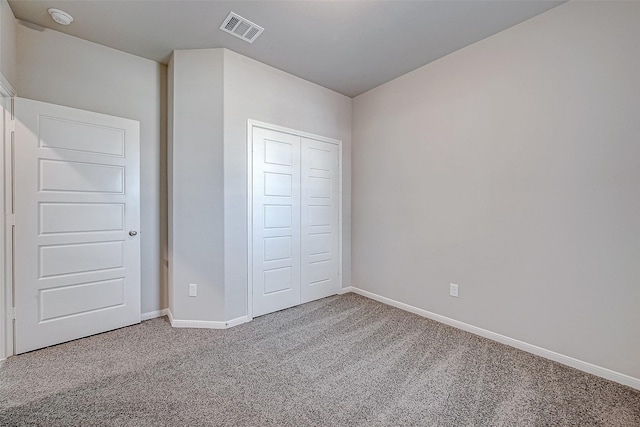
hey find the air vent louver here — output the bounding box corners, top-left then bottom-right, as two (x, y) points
(220, 12), (264, 44)
(225, 16), (239, 31)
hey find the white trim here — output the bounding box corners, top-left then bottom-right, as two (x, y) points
(141, 308), (170, 321)
(337, 286), (354, 295)
(0, 74), (16, 98)
(246, 120), (254, 321)
(0, 95), (6, 361)
(342, 286), (640, 391)
(0, 85), (14, 360)
(248, 120), (343, 145)
(225, 315), (250, 328)
(246, 119), (343, 320)
(167, 309), (249, 329)
(338, 140), (343, 291)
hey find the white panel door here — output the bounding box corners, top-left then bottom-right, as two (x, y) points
(301, 138), (340, 303)
(14, 97), (141, 354)
(252, 128), (301, 317)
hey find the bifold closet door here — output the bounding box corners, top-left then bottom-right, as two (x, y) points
(252, 128), (301, 317)
(252, 127), (339, 318)
(300, 138), (339, 303)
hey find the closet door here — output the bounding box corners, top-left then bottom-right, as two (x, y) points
(252, 128), (301, 317)
(300, 138), (340, 303)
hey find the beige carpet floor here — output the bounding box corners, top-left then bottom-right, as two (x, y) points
(0, 293), (639, 426)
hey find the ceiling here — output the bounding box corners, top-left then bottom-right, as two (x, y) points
(8, 1), (565, 98)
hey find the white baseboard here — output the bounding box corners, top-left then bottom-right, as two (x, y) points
(167, 309), (249, 329)
(342, 286), (640, 391)
(140, 308), (170, 321)
(338, 286), (354, 295)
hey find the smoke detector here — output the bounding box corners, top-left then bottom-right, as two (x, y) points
(48, 8), (73, 26)
(220, 12), (264, 44)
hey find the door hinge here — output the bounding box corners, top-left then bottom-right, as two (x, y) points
(7, 307), (15, 321)
(6, 214), (15, 226)
(10, 97), (14, 121)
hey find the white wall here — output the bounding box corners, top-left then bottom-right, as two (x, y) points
(167, 57), (174, 318)
(16, 23), (167, 315)
(223, 49), (352, 320)
(0, 0), (16, 88)
(352, 1), (640, 380)
(168, 49), (225, 321)
(168, 48), (351, 322)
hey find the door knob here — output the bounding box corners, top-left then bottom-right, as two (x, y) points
(129, 230), (138, 236)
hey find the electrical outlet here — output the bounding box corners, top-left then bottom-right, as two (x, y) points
(189, 283), (198, 297)
(450, 283), (459, 297)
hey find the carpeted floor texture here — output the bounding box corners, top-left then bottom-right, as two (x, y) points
(0, 293), (638, 426)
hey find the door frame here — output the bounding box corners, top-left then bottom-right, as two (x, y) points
(0, 74), (16, 360)
(246, 119), (343, 320)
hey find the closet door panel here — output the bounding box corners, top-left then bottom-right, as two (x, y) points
(301, 138), (340, 303)
(252, 128), (301, 317)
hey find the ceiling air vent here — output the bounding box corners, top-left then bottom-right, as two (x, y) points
(220, 12), (264, 44)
